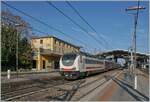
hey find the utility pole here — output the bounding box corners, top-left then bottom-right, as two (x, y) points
(128, 46), (132, 73)
(130, 48), (133, 73)
(125, 1), (145, 74)
(125, 1), (145, 89)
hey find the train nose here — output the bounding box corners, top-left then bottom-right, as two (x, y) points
(63, 71), (80, 80)
(65, 74), (69, 77)
(63, 67), (76, 71)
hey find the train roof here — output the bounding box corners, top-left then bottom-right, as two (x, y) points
(69, 51), (101, 59)
(63, 52), (117, 62)
(80, 51), (97, 57)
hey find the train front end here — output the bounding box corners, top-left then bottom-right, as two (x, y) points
(59, 53), (80, 80)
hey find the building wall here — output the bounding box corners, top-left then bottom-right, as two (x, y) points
(31, 38), (53, 50)
(31, 36), (80, 71)
(31, 37), (79, 53)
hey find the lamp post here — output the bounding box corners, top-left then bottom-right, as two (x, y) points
(14, 24), (22, 78)
(125, 1), (145, 74)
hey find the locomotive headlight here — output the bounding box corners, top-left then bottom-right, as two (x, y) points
(65, 74), (68, 76)
(62, 67), (76, 71)
(72, 67), (76, 70)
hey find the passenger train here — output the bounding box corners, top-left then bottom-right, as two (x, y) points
(59, 52), (120, 79)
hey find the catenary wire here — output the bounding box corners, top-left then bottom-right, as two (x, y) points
(2, 1), (93, 50)
(66, 1), (111, 49)
(47, 1), (106, 50)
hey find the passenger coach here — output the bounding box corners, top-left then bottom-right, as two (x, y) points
(59, 52), (119, 79)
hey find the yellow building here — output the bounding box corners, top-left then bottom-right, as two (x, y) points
(31, 36), (80, 71)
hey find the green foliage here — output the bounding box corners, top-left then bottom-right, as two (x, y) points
(1, 10), (33, 71)
(1, 25), (32, 71)
(19, 37), (32, 69)
(1, 26), (17, 71)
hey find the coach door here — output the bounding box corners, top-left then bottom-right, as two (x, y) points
(80, 56), (85, 71)
(54, 61), (59, 69)
(43, 60), (46, 69)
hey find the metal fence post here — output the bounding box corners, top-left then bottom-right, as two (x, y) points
(7, 69), (10, 79)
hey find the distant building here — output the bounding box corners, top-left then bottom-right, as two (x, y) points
(31, 36), (80, 71)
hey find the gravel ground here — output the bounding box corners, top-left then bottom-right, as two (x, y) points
(1, 69), (123, 101)
(1, 71), (60, 83)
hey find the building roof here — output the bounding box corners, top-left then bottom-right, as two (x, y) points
(96, 50), (149, 59)
(31, 35), (81, 49)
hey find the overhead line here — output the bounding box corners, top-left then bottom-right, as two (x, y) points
(2, 16), (49, 38)
(66, 1), (97, 34)
(47, 1), (105, 50)
(66, 1), (111, 49)
(2, 11), (52, 38)
(3, 17), (46, 34)
(2, 1), (89, 49)
(2, 16), (30, 37)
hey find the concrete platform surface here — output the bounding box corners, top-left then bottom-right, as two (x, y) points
(82, 69), (149, 101)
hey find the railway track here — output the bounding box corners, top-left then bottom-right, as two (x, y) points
(2, 79), (84, 101)
(2, 69), (122, 101)
(2, 74), (84, 101)
(2, 75), (66, 93)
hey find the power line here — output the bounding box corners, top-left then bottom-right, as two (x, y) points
(66, 1), (97, 32)
(66, 1), (111, 49)
(47, 1), (105, 50)
(2, 1), (90, 49)
(2, 16), (48, 37)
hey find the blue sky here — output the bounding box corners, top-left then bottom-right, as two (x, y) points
(2, 1), (149, 54)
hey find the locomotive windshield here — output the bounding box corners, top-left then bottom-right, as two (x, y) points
(62, 53), (77, 66)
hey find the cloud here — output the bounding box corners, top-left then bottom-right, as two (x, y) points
(55, 24), (63, 28)
(130, 28), (147, 35)
(71, 27), (114, 50)
(97, 33), (113, 46)
(72, 27), (97, 36)
(88, 32), (97, 36)
(71, 27), (83, 32)
(138, 29), (145, 33)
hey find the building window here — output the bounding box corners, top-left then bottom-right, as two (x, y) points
(32, 60), (37, 68)
(40, 40), (43, 44)
(54, 40), (57, 44)
(56, 41), (59, 45)
(43, 60), (46, 69)
(33, 40), (36, 43)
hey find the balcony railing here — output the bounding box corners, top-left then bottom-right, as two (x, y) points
(32, 47), (78, 56)
(40, 48), (63, 55)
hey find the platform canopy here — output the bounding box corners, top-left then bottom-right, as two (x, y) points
(96, 50), (149, 62)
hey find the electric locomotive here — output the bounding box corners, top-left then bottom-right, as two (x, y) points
(59, 52), (119, 79)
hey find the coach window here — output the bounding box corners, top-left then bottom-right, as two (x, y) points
(40, 39), (43, 44)
(80, 56), (82, 63)
(85, 59), (88, 64)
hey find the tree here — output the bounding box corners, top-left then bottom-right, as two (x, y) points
(1, 25), (17, 71)
(19, 37), (32, 69)
(1, 9), (33, 71)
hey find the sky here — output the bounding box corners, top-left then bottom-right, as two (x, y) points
(1, 1), (149, 54)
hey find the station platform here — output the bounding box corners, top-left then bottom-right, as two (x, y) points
(82, 69), (149, 101)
